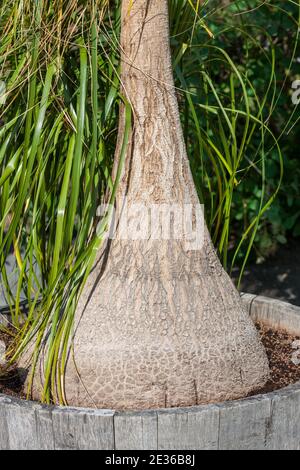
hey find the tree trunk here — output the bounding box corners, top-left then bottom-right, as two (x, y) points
(57, 0), (269, 409)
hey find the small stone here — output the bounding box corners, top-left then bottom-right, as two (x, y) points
(292, 340), (300, 350)
(0, 340), (6, 367)
(291, 354), (300, 366)
(291, 340), (300, 365)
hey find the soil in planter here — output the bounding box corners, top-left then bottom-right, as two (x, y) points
(248, 322), (300, 396)
(1, 322), (300, 402)
(0, 328), (25, 399)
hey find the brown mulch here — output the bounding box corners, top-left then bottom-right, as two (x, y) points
(1, 322), (300, 401)
(0, 328), (25, 399)
(248, 322), (300, 396)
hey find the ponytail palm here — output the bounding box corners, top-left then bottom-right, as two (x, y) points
(0, 0), (291, 407)
(15, 0), (269, 409)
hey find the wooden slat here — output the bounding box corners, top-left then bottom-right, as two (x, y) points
(51, 407), (115, 450)
(157, 405), (219, 450)
(35, 405), (56, 450)
(4, 397), (40, 450)
(0, 395), (10, 450)
(114, 411), (158, 450)
(242, 294), (300, 335)
(266, 385), (300, 450)
(218, 396), (271, 450)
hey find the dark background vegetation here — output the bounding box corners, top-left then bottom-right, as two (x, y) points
(172, 0), (300, 266)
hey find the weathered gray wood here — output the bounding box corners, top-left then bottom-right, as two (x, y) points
(35, 406), (55, 450)
(266, 385), (300, 450)
(0, 395), (10, 450)
(218, 395), (271, 450)
(1, 295), (300, 450)
(114, 411), (158, 450)
(51, 407), (115, 450)
(4, 397), (40, 450)
(240, 293), (257, 313)
(242, 293), (300, 335)
(157, 405), (219, 450)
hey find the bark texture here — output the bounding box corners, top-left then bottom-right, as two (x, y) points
(35, 0), (269, 409)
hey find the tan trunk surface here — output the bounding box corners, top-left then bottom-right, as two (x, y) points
(32, 0), (270, 409)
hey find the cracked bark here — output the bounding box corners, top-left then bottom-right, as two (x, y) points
(32, 0), (270, 409)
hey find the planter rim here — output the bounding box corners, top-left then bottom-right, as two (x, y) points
(1, 293), (300, 416)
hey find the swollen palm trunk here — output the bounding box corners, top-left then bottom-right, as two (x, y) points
(60, 0), (269, 408)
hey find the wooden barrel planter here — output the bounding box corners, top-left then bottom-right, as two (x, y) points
(1, 294), (300, 450)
